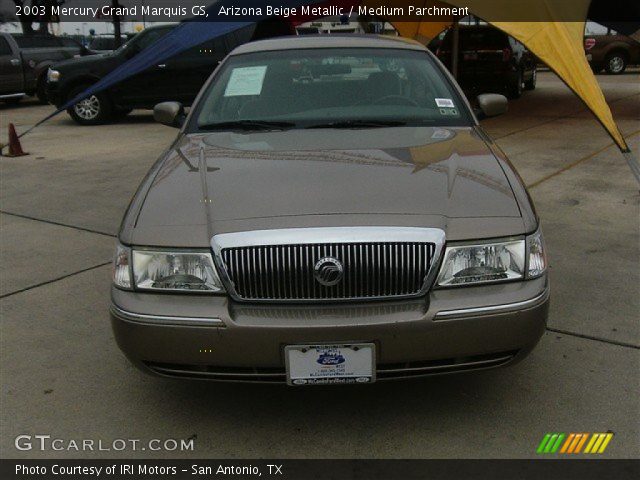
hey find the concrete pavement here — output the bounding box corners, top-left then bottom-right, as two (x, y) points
(1, 71), (638, 459)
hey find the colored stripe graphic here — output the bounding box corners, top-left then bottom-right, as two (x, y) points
(550, 434), (565, 453)
(560, 433), (575, 453)
(537, 434), (552, 454)
(537, 433), (565, 454)
(567, 434), (583, 453)
(574, 433), (589, 453)
(584, 433), (614, 454)
(584, 434), (599, 453)
(538, 433), (613, 454)
(598, 433), (614, 453)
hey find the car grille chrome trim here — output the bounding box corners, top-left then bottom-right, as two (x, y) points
(110, 305), (225, 327)
(230, 301), (427, 322)
(433, 288), (549, 320)
(143, 351), (517, 383)
(211, 227), (445, 303)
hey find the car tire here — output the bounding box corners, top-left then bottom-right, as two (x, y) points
(66, 85), (112, 125)
(36, 75), (48, 104)
(605, 52), (627, 74)
(507, 70), (523, 99)
(524, 68), (537, 90)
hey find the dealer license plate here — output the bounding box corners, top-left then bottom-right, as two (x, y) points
(285, 343), (375, 386)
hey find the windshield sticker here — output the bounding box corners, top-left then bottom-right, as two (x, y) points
(224, 66), (268, 97)
(435, 98), (455, 108)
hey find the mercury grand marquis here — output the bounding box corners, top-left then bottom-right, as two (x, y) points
(110, 35), (549, 385)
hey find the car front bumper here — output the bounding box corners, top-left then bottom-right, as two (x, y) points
(110, 276), (549, 383)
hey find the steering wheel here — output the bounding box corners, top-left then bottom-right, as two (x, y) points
(369, 95), (420, 107)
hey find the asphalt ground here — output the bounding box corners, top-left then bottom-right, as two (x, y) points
(0, 70), (638, 459)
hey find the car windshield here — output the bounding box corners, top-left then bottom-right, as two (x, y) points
(193, 48), (470, 131)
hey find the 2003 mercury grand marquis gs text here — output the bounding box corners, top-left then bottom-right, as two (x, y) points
(110, 36), (549, 385)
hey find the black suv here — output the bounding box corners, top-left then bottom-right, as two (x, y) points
(0, 32), (89, 104)
(47, 22), (292, 125)
(436, 24), (537, 99)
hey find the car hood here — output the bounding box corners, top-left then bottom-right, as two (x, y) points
(129, 127), (525, 246)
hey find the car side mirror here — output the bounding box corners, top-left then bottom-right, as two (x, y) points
(476, 94), (508, 119)
(154, 102), (185, 128)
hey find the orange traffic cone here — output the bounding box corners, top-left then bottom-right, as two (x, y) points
(6, 123), (28, 157)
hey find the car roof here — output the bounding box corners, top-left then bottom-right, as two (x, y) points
(231, 34), (427, 55)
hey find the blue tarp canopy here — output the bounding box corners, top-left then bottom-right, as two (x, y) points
(46, 0), (640, 115)
(57, 0), (326, 111)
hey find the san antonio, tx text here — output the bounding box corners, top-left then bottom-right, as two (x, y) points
(16, 463), (283, 477)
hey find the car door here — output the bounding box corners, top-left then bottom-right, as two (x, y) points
(111, 27), (176, 107)
(0, 36), (23, 95)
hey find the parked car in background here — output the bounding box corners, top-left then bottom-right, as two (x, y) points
(584, 29), (640, 74)
(0, 32), (90, 104)
(47, 21), (294, 125)
(111, 36), (549, 385)
(436, 25), (537, 99)
(87, 34), (136, 54)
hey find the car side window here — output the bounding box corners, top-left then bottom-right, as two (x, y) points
(34, 36), (59, 48)
(45, 36), (60, 47)
(0, 37), (12, 55)
(13, 35), (58, 48)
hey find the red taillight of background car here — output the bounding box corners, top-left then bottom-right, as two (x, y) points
(502, 48), (512, 62)
(584, 38), (596, 50)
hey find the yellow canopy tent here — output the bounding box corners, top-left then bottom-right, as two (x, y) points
(365, 0), (639, 180)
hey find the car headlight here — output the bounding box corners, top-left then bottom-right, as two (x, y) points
(526, 230), (547, 278)
(112, 244), (225, 293)
(436, 230), (547, 287)
(47, 69), (60, 82)
(132, 249), (224, 292)
(112, 243), (132, 290)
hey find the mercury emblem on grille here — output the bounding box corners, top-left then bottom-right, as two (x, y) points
(314, 257), (344, 287)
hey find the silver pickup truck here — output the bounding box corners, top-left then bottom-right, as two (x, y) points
(0, 32), (88, 104)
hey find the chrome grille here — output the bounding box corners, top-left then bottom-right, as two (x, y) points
(220, 242), (436, 301)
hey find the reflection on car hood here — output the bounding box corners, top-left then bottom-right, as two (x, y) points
(131, 127), (524, 246)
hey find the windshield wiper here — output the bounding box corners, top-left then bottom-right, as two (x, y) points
(199, 120), (296, 131)
(305, 120), (407, 129)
